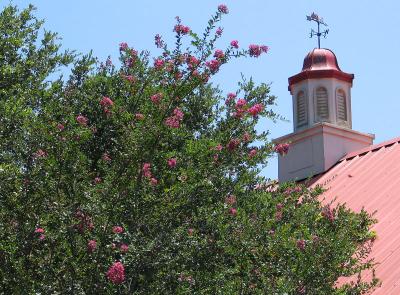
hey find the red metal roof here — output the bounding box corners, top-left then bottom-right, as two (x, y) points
(309, 136), (400, 294)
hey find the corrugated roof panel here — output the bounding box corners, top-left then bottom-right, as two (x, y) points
(310, 138), (400, 294)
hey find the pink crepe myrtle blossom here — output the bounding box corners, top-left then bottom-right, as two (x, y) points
(297, 239), (306, 251)
(230, 40), (239, 49)
(322, 206), (335, 222)
(235, 98), (247, 109)
(174, 24), (190, 35)
(94, 177), (102, 184)
(228, 207), (237, 216)
(106, 262), (125, 285)
(165, 107), (184, 128)
(167, 158), (177, 168)
(142, 163), (152, 178)
(135, 113), (144, 120)
(33, 149), (47, 159)
(249, 44), (269, 57)
(34, 228), (45, 240)
(248, 103), (264, 117)
(274, 143), (290, 156)
(227, 138), (240, 151)
(188, 228), (194, 235)
(120, 243), (129, 253)
(242, 132), (251, 142)
(87, 240), (97, 253)
(112, 226), (124, 234)
(214, 49), (224, 59)
(102, 152), (111, 162)
(150, 177), (158, 186)
(225, 195), (236, 205)
(165, 116), (180, 128)
(34, 227), (44, 234)
(225, 92), (236, 105)
(215, 144), (223, 151)
(154, 58), (164, 70)
(56, 123), (65, 131)
(124, 75), (136, 83)
(119, 42), (128, 51)
(248, 149), (257, 158)
(154, 34), (164, 48)
(216, 27), (223, 36)
(100, 96), (113, 108)
(218, 4), (229, 14)
(150, 93), (163, 104)
(105, 57), (113, 67)
(205, 59), (221, 74)
(76, 115), (88, 126)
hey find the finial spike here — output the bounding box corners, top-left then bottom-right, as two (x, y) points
(306, 12), (329, 49)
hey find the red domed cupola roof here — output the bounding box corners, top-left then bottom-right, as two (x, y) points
(302, 48), (340, 71)
(288, 48), (354, 92)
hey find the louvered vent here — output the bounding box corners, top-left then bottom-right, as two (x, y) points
(316, 87), (329, 120)
(296, 91), (307, 127)
(336, 89), (347, 121)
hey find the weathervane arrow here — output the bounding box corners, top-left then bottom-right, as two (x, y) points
(306, 12), (329, 49)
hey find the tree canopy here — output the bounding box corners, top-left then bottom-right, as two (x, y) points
(0, 4), (379, 294)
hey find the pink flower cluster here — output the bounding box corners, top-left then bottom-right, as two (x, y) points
(274, 143), (290, 156)
(214, 49), (224, 59)
(322, 205), (335, 222)
(119, 42), (128, 51)
(165, 107), (184, 128)
(233, 98), (247, 118)
(225, 92), (236, 105)
(154, 58), (164, 70)
(154, 34), (164, 48)
(218, 4), (229, 14)
(151, 93), (163, 104)
(216, 27), (223, 36)
(230, 40), (239, 49)
(76, 115), (88, 126)
(34, 227), (45, 240)
(73, 210), (94, 234)
(106, 262), (125, 285)
(100, 96), (114, 115)
(87, 240), (97, 253)
(248, 103), (263, 117)
(112, 226), (124, 234)
(102, 152), (111, 162)
(123, 75), (136, 83)
(297, 239), (306, 251)
(225, 194), (236, 205)
(174, 24), (190, 35)
(248, 44), (269, 58)
(120, 243), (129, 253)
(56, 123), (65, 131)
(142, 163), (158, 185)
(187, 56), (200, 70)
(248, 149), (257, 158)
(33, 149), (47, 159)
(205, 59), (221, 74)
(167, 158), (177, 168)
(227, 138), (240, 151)
(135, 113), (144, 120)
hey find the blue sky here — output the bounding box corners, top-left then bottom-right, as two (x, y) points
(3, 1), (400, 179)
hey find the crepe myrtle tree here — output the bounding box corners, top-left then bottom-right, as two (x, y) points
(0, 4), (380, 294)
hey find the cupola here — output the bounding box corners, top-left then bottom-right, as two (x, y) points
(288, 48), (354, 131)
(274, 48), (374, 182)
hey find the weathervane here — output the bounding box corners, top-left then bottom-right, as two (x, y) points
(306, 12), (329, 49)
